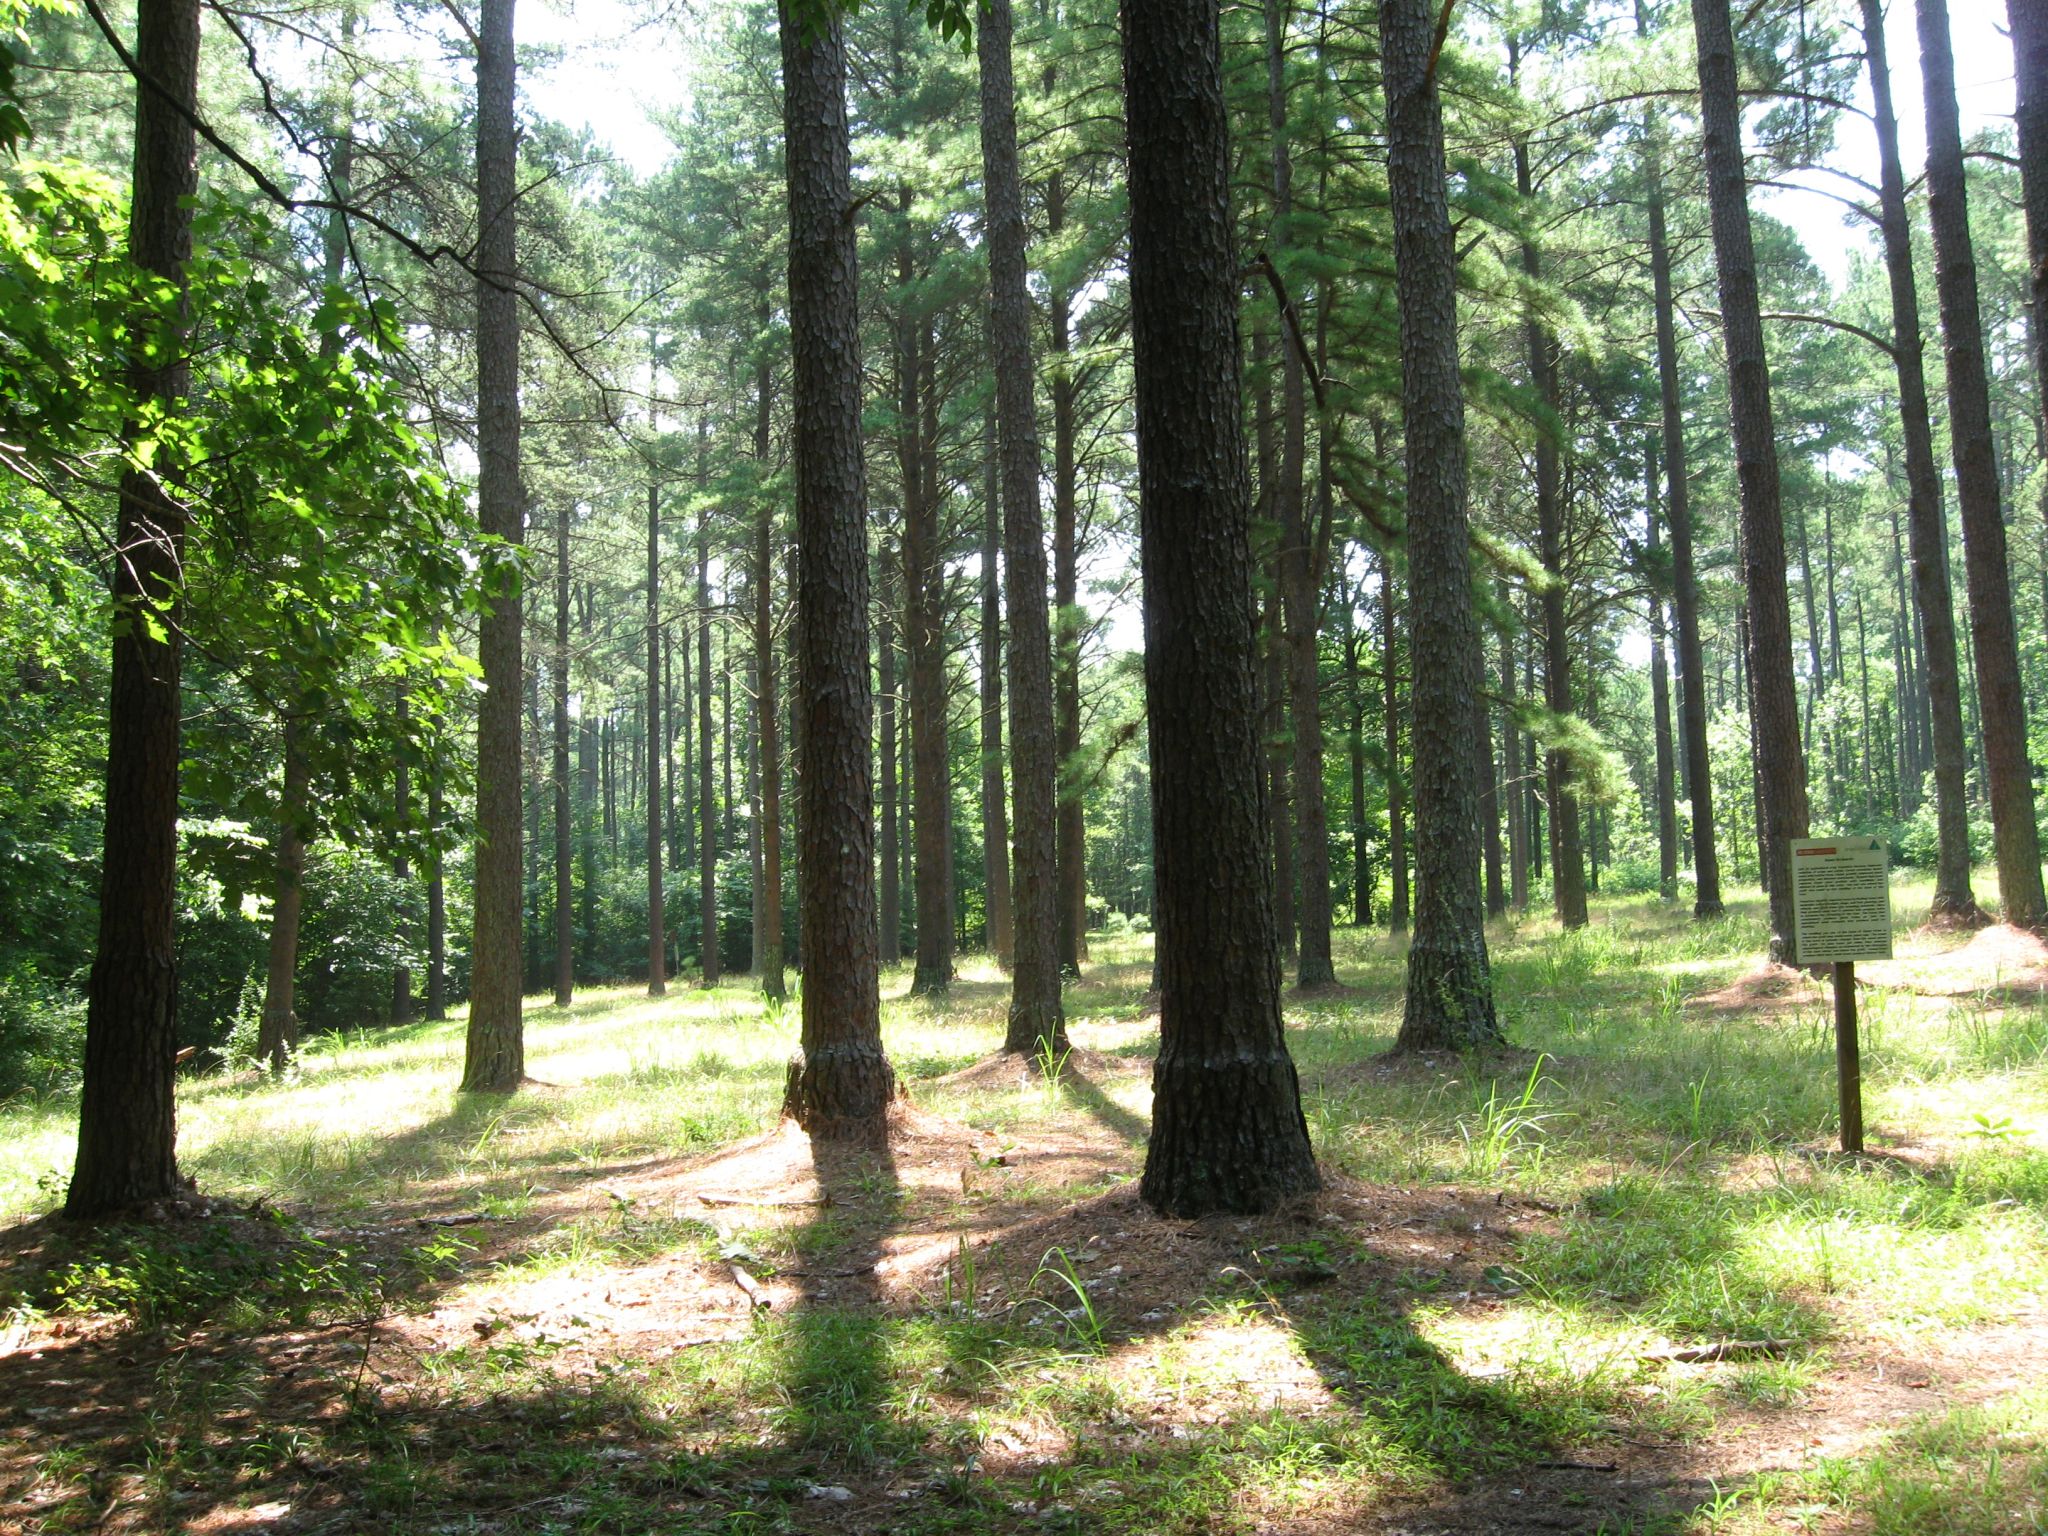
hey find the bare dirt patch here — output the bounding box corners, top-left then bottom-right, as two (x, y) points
(930, 1046), (1131, 1094)
(1864, 922), (2048, 1000)
(1687, 960), (1825, 1020)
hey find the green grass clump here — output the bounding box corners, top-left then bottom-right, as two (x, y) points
(12, 1213), (399, 1331)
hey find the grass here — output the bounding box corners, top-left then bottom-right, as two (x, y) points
(0, 871), (2044, 1533)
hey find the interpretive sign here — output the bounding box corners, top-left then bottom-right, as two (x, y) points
(1788, 836), (1891, 1155)
(1790, 837), (1893, 966)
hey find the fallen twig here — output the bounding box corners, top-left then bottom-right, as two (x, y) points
(696, 1192), (832, 1209)
(670, 1331), (749, 1352)
(729, 1262), (772, 1310)
(1639, 1338), (1792, 1364)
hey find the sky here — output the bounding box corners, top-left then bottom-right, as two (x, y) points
(520, 0), (696, 177)
(1759, 0), (2016, 292)
(522, 0), (2023, 294)
(511, 0), (2026, 667)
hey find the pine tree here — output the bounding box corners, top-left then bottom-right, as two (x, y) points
(1381, 0), (1499, 1050)
(462, 0), (527, 1092)
(66, 0), (204, 1216)
(778, 0), (895, 1139)
(1122, 0), (1319, 1215)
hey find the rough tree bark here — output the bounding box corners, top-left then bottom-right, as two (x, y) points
(1511, 92), (1588, 932)
(1380, 0), (1498, 1049)
(461, 0), (525, 1092)
(554, 504), (574, 1006)
(2011, 0), (2048, 673)
(1047, 170), (1088, 976)
(66, 0), (203, 1218)
(1919, 0), (2047, 928)
(1266, 0), (1336, 985)
(1381, 555), (1408, 932)
(1121, 0), (1318, 1214)
(978, 0), (1066, 1054)
(778, 0), (894, 1139)
(979, 411), (1014, 968)
(1646, 448), (1679, 901)
(647, 435), (667, 998)
(898, 239), (952, 995)
(1643, 106), (1722, 917)
(1863, 0), (1979, 922)
(878, 550), (901, 964)
(427, 754), (447, 1021)
(698, 509), (721, 983)
(753, 343), (786, 1000)
(1691, 0), (1808, 958)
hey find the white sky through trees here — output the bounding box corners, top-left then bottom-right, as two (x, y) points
(522, 0), (2016, 295)
(513, 0), (2016, 671)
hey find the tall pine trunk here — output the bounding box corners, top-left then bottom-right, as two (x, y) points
(2011, 0), (2048, 675)
(778, 0), (894, 1139)
(1480, 688), (1505, 918)
(461, 0), (525, 1092)
(1266, 0), (1336, 985)
(1342, 583), (1372, 924)
(1513, 106), (1587, 932)
(1047, 172), (1088, 977)
(1122, 0), (1318, 1214)
(1646, 448), (1679, 900)
(554, 504), (573, 1006)
(1264, 555), (1295, 957)
(901, 288), (952, 995)
(1381, 556), (1408, 932)
(979, 411), (1014, 967)
(1919, 0), (2048, 929)
(699, 513), (720, 983)
(1692, 0), (1808, 958)
(878, 553), (901, 963)
(69, 0), (206, 1210)
(978, 0), (1066, 1052)
(1382, 0), (1499, 1049)
(754, 345), (786, 1000)
(1861, 0), (1979, 921)
(1643, 108), (1722, 916)
(1502, 620), (1529, 910)
(646, 445), (667, 996)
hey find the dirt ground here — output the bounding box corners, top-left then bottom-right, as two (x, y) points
(4, 1046), (2042, 1535)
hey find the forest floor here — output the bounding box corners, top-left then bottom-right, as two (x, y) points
(1, 878), (2046, 1535)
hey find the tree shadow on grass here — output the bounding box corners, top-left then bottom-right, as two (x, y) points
(0, 1058), (1796, 1536)
(763, 1128), (906, 1485)
(1056, 1066), (1149, 1149)
(0, 1159), (1752, 1534)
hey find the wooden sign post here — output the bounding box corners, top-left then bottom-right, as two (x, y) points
(1789, 837), (1893, 1154)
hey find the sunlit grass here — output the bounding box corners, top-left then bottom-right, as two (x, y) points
(4, 868), (2047, 1532)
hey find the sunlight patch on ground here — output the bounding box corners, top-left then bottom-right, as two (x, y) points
(1108, 1310), (1339, 1419)
(1417, 1301), (1649, 1384)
